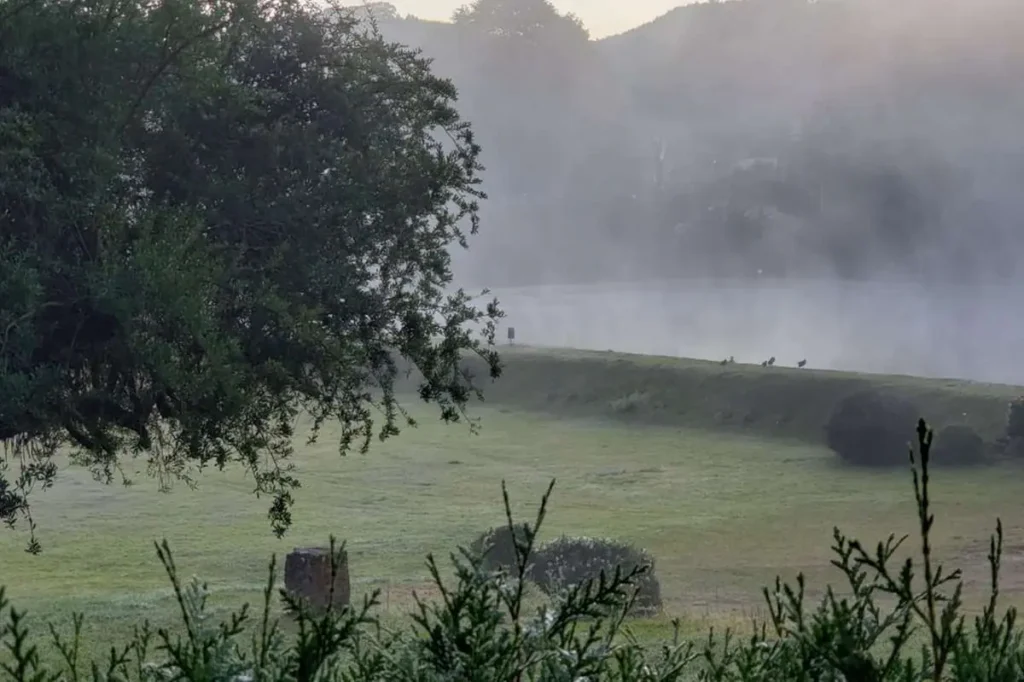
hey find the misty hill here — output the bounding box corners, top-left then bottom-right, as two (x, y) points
(363, 0), (1024, 287)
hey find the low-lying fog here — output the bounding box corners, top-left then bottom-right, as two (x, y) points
(377, 0), (1024, 386)
(488, 278), (1022, 385)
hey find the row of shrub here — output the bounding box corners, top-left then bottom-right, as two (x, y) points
(4, 420), (1024, 681)
(824, 389), (1024, 467)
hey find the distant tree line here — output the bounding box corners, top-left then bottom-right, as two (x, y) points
(369, 0), (1024, 285)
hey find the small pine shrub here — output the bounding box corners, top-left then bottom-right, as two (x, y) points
(825, 389), (920, 466)
(469, 522), (532, 574)
(529, 536), (662, 615)
(931, 424), (987, 466)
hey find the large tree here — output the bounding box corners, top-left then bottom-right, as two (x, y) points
(0, 0), (501, 549)
(452, 0), (588, 42)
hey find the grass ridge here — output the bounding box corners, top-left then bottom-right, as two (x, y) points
(444, 346), (1023, 445)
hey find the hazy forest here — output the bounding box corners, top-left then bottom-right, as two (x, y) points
(367, 0), (1024, 287)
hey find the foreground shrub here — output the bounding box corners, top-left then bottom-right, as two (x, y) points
(529, 536), (663, 616)
(825, 389), (921, 466)
(931, 424), (987, 466)
(469, 522), (532, 574)
(4, 419), (1024, 681)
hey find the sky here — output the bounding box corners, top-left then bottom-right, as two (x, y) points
(390, 0), (690, 38)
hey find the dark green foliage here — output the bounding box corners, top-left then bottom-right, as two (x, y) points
(529, 535), (662, 616)
(0, 0), (502, 547)
(1006, 398), (1024, 440)
(1002, 397), (1024, 458)
(469, 522), (532, 574)
(453, 0), (589, 41)
(825, 389), (921, 467)
(931, 424), (987, 467)
(4, 420), (1024, 679)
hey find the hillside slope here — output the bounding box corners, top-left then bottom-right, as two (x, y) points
(413, 347), (1024, 447)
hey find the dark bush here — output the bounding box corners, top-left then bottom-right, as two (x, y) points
(529, 536), (662, 615)
(469, 523), (532, 574)
(1005, 437), (1024, 459)
(825, 389), (921, 466)
(1007, 397), (1024, 440)
(931, 424), (987, 466)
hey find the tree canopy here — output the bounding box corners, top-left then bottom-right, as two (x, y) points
(0, 0), (501, 549)
(452, 0), (588, 43)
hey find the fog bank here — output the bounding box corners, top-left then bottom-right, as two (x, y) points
(490, 279), (1024, 385)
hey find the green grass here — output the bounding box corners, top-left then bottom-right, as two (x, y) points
(452, 346), (1023, 445)
(2, 415), (1023, 657)
(4, 347), (1024, 663)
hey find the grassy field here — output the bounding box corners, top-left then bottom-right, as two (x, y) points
(450, 346), (1023, 444)
(3, 348), (1024, 663)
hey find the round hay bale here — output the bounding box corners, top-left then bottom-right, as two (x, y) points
(284, 546), (350, 612)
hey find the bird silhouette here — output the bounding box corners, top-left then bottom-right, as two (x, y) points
(767, 356), (776, 366)
(797, 359), (807, 368)
(761, 360), (768, 367)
